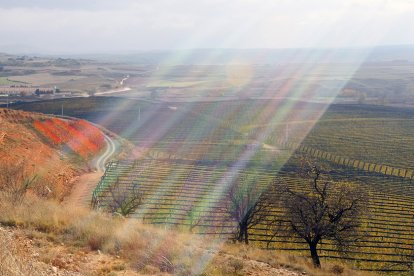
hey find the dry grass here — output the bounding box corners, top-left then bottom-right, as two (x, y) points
(0, 197), (211, 274)
(216, 243), (373, 276)
(0, 197), (369, 275)
(0, 228), (44, 276)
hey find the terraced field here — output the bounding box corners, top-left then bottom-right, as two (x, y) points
(12, 98), (414, 272)
(263, 119), (414, 171)
(93, 158), (414, 272)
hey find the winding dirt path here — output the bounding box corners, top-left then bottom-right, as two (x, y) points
(63, 133), (117, 207)
(63, 172), (103, 207)
(95, 134), (116, 172)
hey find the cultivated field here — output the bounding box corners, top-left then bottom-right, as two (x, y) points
(2, 53), (414, 104)
(92, 158), (414, 272)
(0, 77), (23, 86)
(11, 97), (414, 272)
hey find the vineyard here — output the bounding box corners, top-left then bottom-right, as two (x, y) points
(262, 118), (414, 171)
(12, 98), (414, 272)
(93, 158), (414, 272)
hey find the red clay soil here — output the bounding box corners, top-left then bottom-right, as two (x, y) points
(0, 109), (84, 201)
(33, 118), (105, 159)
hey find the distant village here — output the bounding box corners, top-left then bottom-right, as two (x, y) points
(0, 85), (63, 97)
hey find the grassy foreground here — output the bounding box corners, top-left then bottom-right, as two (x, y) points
(0, 196), (366, 275)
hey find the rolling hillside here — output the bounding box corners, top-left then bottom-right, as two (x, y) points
(10, 97), (414, 272)
(0, 108), (105, 200)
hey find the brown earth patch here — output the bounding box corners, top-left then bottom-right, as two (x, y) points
(0, 108), (81, 201)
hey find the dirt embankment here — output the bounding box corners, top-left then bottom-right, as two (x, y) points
(0, 108), (92, 201)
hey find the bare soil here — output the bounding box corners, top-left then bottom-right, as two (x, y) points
(63, 172), (103, 208)
(0, 109), (79, 200)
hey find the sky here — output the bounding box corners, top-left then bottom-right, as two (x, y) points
(0, 0), (414, 54)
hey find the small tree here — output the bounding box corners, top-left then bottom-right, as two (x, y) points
(187, 210), (204, 233)
(107, 180), (143, 217)
(0, 162), (37, 205)
(281, 165), (367, 267)
(224, 182), (272, 244)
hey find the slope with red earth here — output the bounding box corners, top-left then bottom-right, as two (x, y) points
(0, 109), (105, 201)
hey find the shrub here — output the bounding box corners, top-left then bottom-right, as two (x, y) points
(331, 264), (345, 274)
(229, 258), (244, 274)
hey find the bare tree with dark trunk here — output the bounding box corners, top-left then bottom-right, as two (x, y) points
(281, 165), (367, 267)
(224, 182), (272, 244)
(107, 180), (144, 217)
(187, 210), (204, 233)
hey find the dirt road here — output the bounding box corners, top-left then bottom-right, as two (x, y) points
(64, 133), (117, 207)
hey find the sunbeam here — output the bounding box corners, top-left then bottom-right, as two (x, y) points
(3, 0), (414, 274)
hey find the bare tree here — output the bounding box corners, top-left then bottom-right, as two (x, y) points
(0, 161), (37, 205)
(106, 180), (144, 217)
(281, 165), (367, 267)
(224, 182), (272, 244)
(187, 210), (204, 233)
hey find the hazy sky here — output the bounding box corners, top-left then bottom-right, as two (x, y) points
(0, 0), (413, 53)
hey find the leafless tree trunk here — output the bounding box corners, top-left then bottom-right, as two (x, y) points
(280, 164), (367, 267)
(106, 179), (144, 217)
(187, 210), (204, 233)
(224, 182), (273, 244)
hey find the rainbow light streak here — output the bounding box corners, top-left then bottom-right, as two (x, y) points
(100, 51), (374, 272)
(96, 32), (385, 274)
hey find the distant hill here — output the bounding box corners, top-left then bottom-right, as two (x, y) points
(73, 45), (414, 65)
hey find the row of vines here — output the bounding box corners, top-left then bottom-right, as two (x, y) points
(93, 159), (414, 272)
